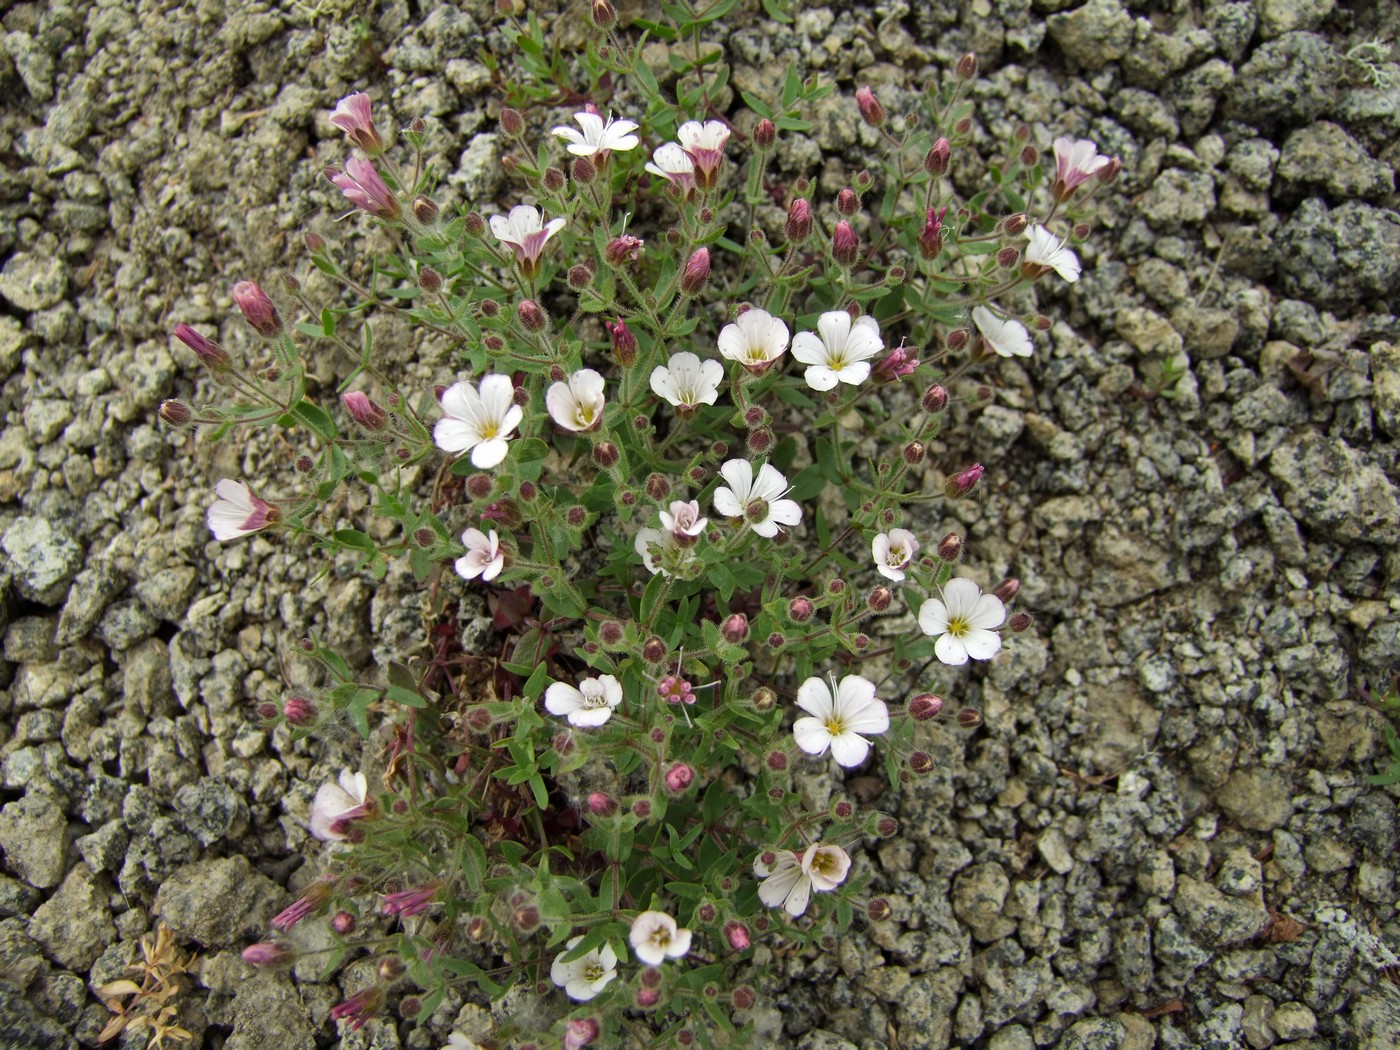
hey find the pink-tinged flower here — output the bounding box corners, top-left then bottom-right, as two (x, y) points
(855, 85), (885, 128)
(272, 882), (332, 931)
(918, 577), (1006, 665)
(635, 527), (682, 578)
(754, 843), (852, 916)
(330, 988), (382, 1031)
(550, 935), (618, 1001)
(489, 204), (567, 277)
(604, 234), (645, 267)
(341, 390), (387, 430)
(918, 206), (946, 260)
(564, 1019), (600, 1050)
(680, 247), (710, 294)
(717, 308), (790, 375)
(945, 462), (984, 500)
(792, 674), (890, 767)
(724, 920), (750, 951)
(650, 351), (723, 414)
(677, 119), (729, 189)
(545, 674), (623, 728)
(434, 374), (523, 469)
(546, 368), (606, 432)
(971, 305), (1033, 358)
(1052, 136), (1111, 198)
(873, 344), (919, 382)
(207, 479), (279, 541)
(664, 763), (695, 794)
(551, 111), (640, 158)
(241, 942), (292, 967)
(660, 499), (707, 539)
(656, 674), (697, 705)
(712, 459), (801, 539)
(607, 317), (638, 366)
(232, 281), (282, 337)
(381, 882), (442, 918)
(329, 92), (383, 155)
(832, 220), (860, 266)
(310, 768), (371, 842)
(645, 143), (697, 196)
(1024, 225), (1081, 282)
(872, 528), (919, 581)
(455, 527), (504, 582)
(173, 323), (230, 371)
(327, 157), (400, 220)
(791, 311), (884, 391)
(629, 911), (692, 965)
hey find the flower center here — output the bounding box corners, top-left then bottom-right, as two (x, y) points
(581, 691), (609, 709)
(946, 615), (970, 638)
(480, 423), (498, 439)
(574, 405), (596, 427)
(824, 715), (845, 737)
(886, 544), (907, 566)
(584, 961), (606, 982)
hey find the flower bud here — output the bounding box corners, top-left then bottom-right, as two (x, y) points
(593, 441), (619, 469)
(173, 323), (231, 371)
(991, 578), (1020, 604)
(378, 955), (407, 981)
(158, 399), (192, 426)
(997, 245), (1021, 269)
(855, 85), (886, 128)
(1010, 611), (1033, 632)
(837, 187), (859, 216)
(467, 916), (489, 942)
(788, 596), (814, 622)
(418, 266), (442, 293)
(632, 798), (652, 819)
(232, 281), (282, 337)
(945, 463), (984, 500)
(833, 800), (853, 819)
(767, 632), (785, 649)
(875, 816), (899, 837)
(1020, 144), (1038, 166)
(283, 696), (317, 725)
(958, 708), (983, 728)
(908, 693), (943, 720)
(1099, 157), (1122, 184)
(924, 137), (950, 176)
(724, 921), (751, 951)
(591, 0), (616, 28)
(465, 211), (486, 237)
(412, 195), (439, 223)
(332, 911), (356, 934)
(517, 299), (547, 332)
(937, 531), (962, 560)
(304, 231), (325, 252)
(909, 750), (934, 774)
(568, 264), (593, 290)
(919, 205), (946, 259)
(903, 440), (926, 465)
(637, 987), (661, 1008)
(680, 248), (710, 294)
(868, 898), (892, 922)
(868, 586), (893, 612)
(785, 198), (812, 243)
(466, 474), (493, 500)
(642, 636), (667, 663)
(605, 234), (645, 267)
(753, 118), (776, 149)
(605, 317), (637, 366)
(571, 156), (596, 184)
(716, 613), (749, 645)
(665, 763), (695, 793)
(242, 942), (292, 967)
(258, 701), (277, 720)
(341, 390), (387, 431)
(832, 220), (859, 266)
(956, 52), (978, 80)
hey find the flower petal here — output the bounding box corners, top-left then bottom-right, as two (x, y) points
(828, 732), (871, 768)
(934, 633), (970, 666)
(961, 628), (1003, 661)
(792, 716), (832, 756)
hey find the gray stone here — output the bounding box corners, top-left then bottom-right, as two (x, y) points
(0, 978), (77, 1050)
(153, 855), (283, 947)
(1241, 994), (1274, 1049)
(1173, 875), (1269, 947)
(0, 875), (40, 919)
(796, 1032), (860, 1050)
(74, 819), (128, 875)
(1374, 343), (1400, 440)
(1198, 1003), (1244, 1049)
(1267, 430), (1400, 545)
(3, 616), (57, 663)
(22, 399), (73, 443)
(1352, 982), (1400, 1050)
(451, 132), (503, 203)
(26, 862), (115, 971)
(954, 862), (1016, 942)
(1172, 305), (1238, 359)
(1, 517), (83, 605)
(1138, 169), (1216, 229)
(55, 560), (128, 646)
(1215, 846), (1264, 898)
(96, 598), (159, 651)
(133, 565), (198, 623)
(0, 251), (67, 310)
(1046, 0), (1134, 70)
(1112, 916), (1153, 995)
(174, 777), (250, 847)
(1277, 122), (1394, 202)
(224, 971), (318, 1050)
(0, 792), (68, 889)
(1225, 32), (1342, 129)
(122, 637), (174, 716)
(1217, 768), (1294, 831)
(1055, 1018), (1126, 1050)
(1270, 1002), (1315, 1040)
(1037, 828), (1074, 875)
(1278, 199), (1400, 310)
(1257, 0), (1334, 39)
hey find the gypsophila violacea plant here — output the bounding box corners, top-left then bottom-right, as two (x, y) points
(163, 5), (1118, 1045)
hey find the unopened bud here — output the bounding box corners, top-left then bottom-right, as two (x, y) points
(642, 636), (667, 663)
(1010, 611), (1033, 632)
(283, 696), (317, 725)
(746, 427), (773, 454)
(569, 157), (594, 185)
(466, 473), (493, 500)
(512, 905), (541, 932)
(341, 390), (387, 430)
(753, 118), (776, 149)
(955, 116), (972, 134)
(413, 527), (435, 547)
(587, 792), (616, 816)
(332, 911), (356, 934)
(785, 198), (812, 243)
(909, 750), (934, 774)
(722, 613), (749, 644)
(832, 220), (859, 265)
(875, 816), (899, 837)
(1099, 157), (1122, 184)
(637, 987), (661, 1008)
(855, 85), (886, 128)
(837, 187), (859, 216)
(304, 231), (325, 252)
(412, 195), (439, 223)
(467, 916), (489, 942)
(591, 0), (617, 28)
(593, 441), (619, 468)
(632, 798), (652, 819)
(938, 532), (963, 560)
(733, 986), (756, 1009)
(158, 399), (192, 426)
(991, 578), (1020, 604)
(464, 211), (486, 237)
(909, 693), (943, 720)
(378, 955), (407, 981)
(1003, 213), (1028, 236)
(944, 463), (984, 500)
(956, 52), (978, 80)
(418, 266), (442, 292)
(868, 898), (893, 922)
(605, 317), (637, 366)
(568, 264), (593, 290)
(922, 384), (948, 413)
(173, 323), (230, 371)
(958, 708), (983, 728)
(997, 245), (1020, 268)
(665, 763), (695, 793)
(680, 248), (710, 294)
(868, 586), (893, 612)
(1020, 144), (1038, 166)
(232, 281), (282, 337)
(645, 473), (670, 502)
(242, 942), (292, 967)
(724, 921), (751, 951)
(924, 137), (951, 176)
(904, 440), (926, 465)
(517, 299), (548, 332)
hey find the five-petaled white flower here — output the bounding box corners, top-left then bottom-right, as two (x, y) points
(676, 119), (730, 186)
(660, 499), (707, 538)
(434, 374), (523, 469)
(310, 769), (371, 842)
(717, 308), (790, 375)
(1025, 225), (1081, 283)
(712, 459), (801, 539)
(546, 368), (606, 432)
(650, 351), (723, 413)
(550, 935), (618, 1001)
(872, 528), (919, 582)
(645, 143), (697, 195)
(790, 311), (884, 390)
(489, 204), (566, 273)
(207, 479), (279, 541)
(972, 306), (1033, 359)
(1052, 136), (1111, 193)
(753, 843), (851, 916)
(629, 911), (693, 965)
(918, 577), (1007, 665)
(455, 528), (503, 582)
(792, 674), (890, 768)
(545, 674), (624, 728)
(551, 111), (640, 157)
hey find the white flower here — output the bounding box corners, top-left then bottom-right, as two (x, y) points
(971, 306), (1033, 359)
(660, 499), (707, 538)
(712, 459), (801, 539)
(310, 769), (370, 842)
(629, 911), (693, 965)
(443, 1035), (482, 1050)
(550, 935), (618, 1001)
(717, 308), (790, 374)
(434, 374), (523, 469)
(207, 479), (278, 541)
(918, 577), (1007, 665)
(455, 528), (503, 582)
(1053, 136), (1110, 192)
(645, 143), (696, 194)
(551, 111), (640, 157)
(753, 843), (851, 916)
(1025, 225), (1081, 282)
(872, 528), (919, 582)
(790, 311), (884, 390)
(677, 119), (730, 185)
(634, 527), (675, 577)
(791, 674), (890, 767)
(650, 351), (723, 412)
(489, 204), (566, 269)
(545, 674), (624, 728)
(545, 368), (606, 432)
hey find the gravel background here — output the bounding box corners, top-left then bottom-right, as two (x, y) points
(2, 0), (1399, 1047)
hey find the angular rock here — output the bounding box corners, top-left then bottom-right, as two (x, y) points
(1225, 32), (1342, 129)
(0, 252), (67, 311)
(1277, 199), (1400, 309)
(27, 862), (115, 971)
(953, 862), (1016, 942)
(1173, 875), (1269, 946)
(0, 792), (69, 889)
(224, 971), (318, 1050)
(174, 777), (250, 847)
(1046, 0), (1134, 70)
(1267, 430), (1400, 544)
(1217, 768), (1294, 831)
(153, 855), (282, 947)
(1, 517), (83, 605)
(1277, 122), (1394, 202)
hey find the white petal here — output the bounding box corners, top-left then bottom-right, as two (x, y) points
(712, 487), (743, 519)
(918, 597), (950, 636)
(794, 677), (833, 719)
(828, 732), (871, 768)
(934, 633), (970, 666)
(767, 498), (802, 527)
(781, 874), (812, 916)
(717, 459), (754, 502)
(792, 716), (832, 755)
(789, 331), (825, 366)
(568, 706), (614, 727)
(544, 683), (583, 715)
(966, 593), (1007, 630)
(758, 864), (804, 910)
(667, 927), (692, 958)
(803, 365), (840, 391)
(470, 437), (509, 469)
(962, 628), (1003, 661)
(433, 418), (478, 454)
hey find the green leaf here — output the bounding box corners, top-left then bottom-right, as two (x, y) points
(333, 528), (376, 552)
(707, 560), (735, 602)
(385, 684), (427, 709)
(738, 90), (774, 120)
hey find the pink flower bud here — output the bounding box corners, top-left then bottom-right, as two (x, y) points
(837, 187), (859, 216)
(924, 137), (950, 176)
(587, 792), (616, 816)
(413, 195), (439, 223)
(855, 85), (886, 128)
(605, 317), (637, 366)
(591, 0), (617, 28)
(832, 220), (859, 266)
(874, 344), (919, 382)
(341, 391), (387, 430)
(241, 942), (291, 966)
(722, 613), (749, 644)
(945, 463), (984, 500)
(788, 596), (814, 623)
(909, 750), (934, 774)
(868, 586), (893, 612)
(159, 399), (192, 426)
(785, 197), (812, 243)
(637, 987), (661, 1008)
(956, 52), (978, 80)
(724, 920), (750, 951)
(919, 206), (946, 259)
(1010, 611), (1033, 632)
(517, 299), (547, 332)
(232, 281), (282, 337)
(680, 247), (710, 294)
(332, 911), (356, 934)
(904, 440), (926, 465)
(605, 234), (645, 267)
(173, 323), (231, 371)
(753, 118), (776, 149)
(283, 696), (317, 725)
(991, 578), (1020, 603)
(664, 763), (694, 793)
(958, 708), (983, 728)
